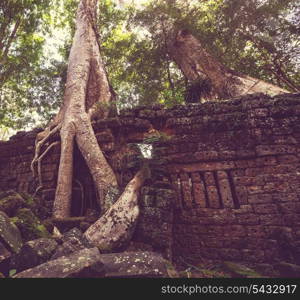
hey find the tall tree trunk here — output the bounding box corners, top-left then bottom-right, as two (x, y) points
(31, 0), (132, 219)
(50, 0), (119, 219)
(30, 0), (148, 251)
(167, 29), (289, 99)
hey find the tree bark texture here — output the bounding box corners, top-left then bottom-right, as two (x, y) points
(31, 0), (150, 252)
(32, 0), (119, 219)
(167, 29), (289, 99)
(84, 166), (148, 252)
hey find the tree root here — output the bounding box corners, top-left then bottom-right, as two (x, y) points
(84, 166), (149, 252)
(33, 185), (43, 198)
(31, 0), (124, 223)
(28, 1), (148, 257)
(75, 115), (119, 215)
(33, 141), (60, 196)
(46, 216), (87, 233)
(52, 122), (76, 218)
(49, 216), (86, 223)
(31, 124), (61, 177)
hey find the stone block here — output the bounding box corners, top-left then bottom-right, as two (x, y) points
(248, 194), (273, 204)
(192, 181), (207, 208)
(200, 248), (220, 260)
(235, 150), (256, 158)
(246, 225), (267, 238)
(234, 160), (249, 168)
(256, 145), (296, 156)
(234, 205), (254, 214)
(277, 202), (296, 214)
(217, 172), (234, 208)
(204, 172), (215, 186)
(218, 151), (236, 160)
(234, 176), (264, 186)
(277, 155), (299, 164)
(10, 238), (58, 272)
(224, 225), (245, 237)
(260, 214), (285, 226)
(206, 225), (225, 236)
(0, 241), (11, 265)
(13, 248), (102, 278)
(247, 185), (266, 195)
(223, 238), (247, 249)
(253, 203), (278, 214)
(272, 193), (298, 203)
(219, 248), (242, 260)
(230, 169), (245, 177)
(242, 249), (265, 263)
(255, 156), (278, 166)
(235, 186), (248, 205)
(140, 195), (155, 207)
(283, 214), (300, 226)
(0, 211), (22, 253)
(206, 186), (221, 209)
(194, 151), (218, 160)
(204, 238), (223, 248)
(51, 228), (92, 260)
(179, 173), (193, 208)
(236, 214), (260, 225)
(155, 190), (174, 209)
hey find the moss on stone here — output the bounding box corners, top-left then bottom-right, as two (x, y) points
(19, 193), (35, 207)
(0, 211), (23, 253)
(197, 268), (231, 278)
(0, 191), (49, 220)
(10, 208), (51, 242)
(0, 192), (25, 217)
(165, 260), (179, 278)
(223, 261), (262, 278)
(18, 192), (49, 219)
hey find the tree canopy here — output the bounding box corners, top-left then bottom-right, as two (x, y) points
(0, 1), (58, 131)
(0, 0), (299, 138)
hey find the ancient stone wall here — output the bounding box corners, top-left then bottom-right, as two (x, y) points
(1, 93), (300, 266)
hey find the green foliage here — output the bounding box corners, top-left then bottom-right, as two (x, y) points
(143, 131), (172, 144)
(130, 0), (299, 96)
(1, 0), (299, 133)
(97, 0), (185, 109)
(11, 208), (51, 241)
(0, 0), (66, 130)
(9, 269), (17, 277)
(215, 0), (300, 91)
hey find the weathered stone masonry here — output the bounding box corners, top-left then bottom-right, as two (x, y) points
(1, 93), (300, 266)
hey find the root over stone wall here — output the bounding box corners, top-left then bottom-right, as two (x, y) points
(1, 92), (300, 266)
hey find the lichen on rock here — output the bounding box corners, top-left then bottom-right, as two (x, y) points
(10, 208), (51, 242)
(223, 261), (262, 278)
(14, 247), (103, 278)
(0, 191), (25, 217)
(10, 238), (58, 272)
(0, 211), (23, 253)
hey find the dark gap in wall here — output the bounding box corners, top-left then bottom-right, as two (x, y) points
(200, 172), (210, 208)
(188, 173), (196, 206)
(226, 170), (240, 209)
(151, 117), (167, 131)
(177, 174), (185, 209)
(72, 181), (85, 216)
(213, 171), (224, 209)
(72, 143), (98, 216)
